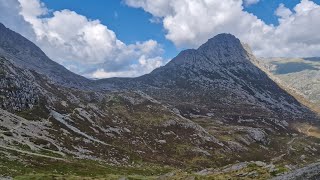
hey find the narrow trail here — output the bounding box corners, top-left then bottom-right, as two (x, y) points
(0, 121), (22, 134)
(297, 126), (316, 137)
(287, 137), (297, 145)
(307, 126), (312, 136)
(286, 137), (298, 155)
(0, 145), (67, 161)
(11, 121), (22, 132)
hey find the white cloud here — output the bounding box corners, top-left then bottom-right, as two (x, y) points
(272, 0), (320, 55)
(244, 0), (260, 6)
(90, 55), (164, 78)
(1, 0), (165, 78)
(18, 0), (47, 21)
(2, 0), (320, 78)
(0, 0), (35, 39)
(125, 0), (320, 57)
(275, 4), (292, 19)
(125, 0), (174, 17)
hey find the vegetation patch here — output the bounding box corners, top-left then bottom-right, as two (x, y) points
(16, 99), (49, 121)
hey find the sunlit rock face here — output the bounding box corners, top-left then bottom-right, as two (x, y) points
(258, 57), (320, 112)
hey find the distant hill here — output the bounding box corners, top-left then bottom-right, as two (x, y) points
(258, 57), (320, 113)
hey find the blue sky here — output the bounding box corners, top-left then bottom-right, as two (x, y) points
(41, 0), (320, 61)
(41, 0), (178, 59)
(245, 0), (319, 24)
(1, 0), (320, 78)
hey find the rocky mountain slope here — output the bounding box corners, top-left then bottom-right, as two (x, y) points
(0, 23), (90, 89)
(98, 34), (313, 120)
(1, 23), (320, 179)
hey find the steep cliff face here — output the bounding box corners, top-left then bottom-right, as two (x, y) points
(0, 57), (40, 111)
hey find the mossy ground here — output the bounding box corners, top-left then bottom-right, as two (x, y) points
(0, 150), (172, 179)
(16, 99), (49, 121)
(0, 146), (292, 180)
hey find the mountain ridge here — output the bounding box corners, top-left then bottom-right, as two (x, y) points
(1, 22), (320, 179)
(97, 32), (312, 122)
(0, 23), (90, 89)
(1, 22), (316, 125)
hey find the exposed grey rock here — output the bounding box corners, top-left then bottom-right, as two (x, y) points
(0, 176), (12, 180)
(0, 23), (90, 89)
(254, 161), (267, 167)
(0, 59), (40, 111)
(226, 141), (248, 152)
(222, 162), (249, 173)
(247, 171), (258, 178)
(272, 162), (320, 180)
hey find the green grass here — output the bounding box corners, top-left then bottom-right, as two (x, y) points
(16, 99), (49, 121)
(0, 149), (173, 179)
(270, 166), (288, 176)
(0, 148), (297, 180)
(14, 174), (158, 180)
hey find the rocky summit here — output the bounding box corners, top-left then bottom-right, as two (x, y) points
(108, 34), (311, 119)
(1, 23), (320, 179)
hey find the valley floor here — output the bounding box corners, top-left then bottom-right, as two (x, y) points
(1, 129), (320, 180)
(0, 149), (281, 180)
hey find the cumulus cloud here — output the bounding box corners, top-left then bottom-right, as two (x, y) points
(90, 55), (164, 78)
(125, 0), (320, 57)
(1, 0), (165, 78)
(0, 0), (35, 39)
(2, 0), (320, 78)
(273, 0), (320, 56)
(244, 0), (260, 6)
(275, 4), (293, 19)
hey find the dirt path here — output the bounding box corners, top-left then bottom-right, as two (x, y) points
(287, 137), (297, 145)
(0, 122), (22, 135)
(11, 121), (22, 132)
(297, 125), (318, 138)
(0, 145), (66, 161)
(307, 126), (312, 136)
(286, 136), (298, 155)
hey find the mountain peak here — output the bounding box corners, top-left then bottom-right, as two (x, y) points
(198, 33), (243, 52)
(194, 33), (250, 67)
(200, 33), (240, 46)
(161, 33), (250, 71)
(207, 33), (239, 44)
(134, 32), (307, 120)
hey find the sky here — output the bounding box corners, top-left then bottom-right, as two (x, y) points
(0, 0), (320, 79)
